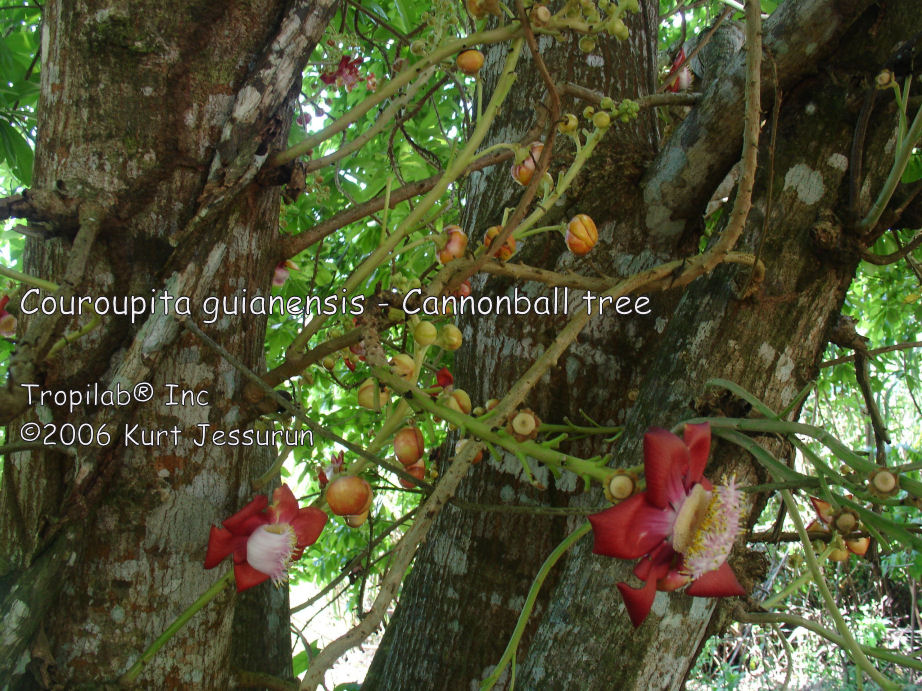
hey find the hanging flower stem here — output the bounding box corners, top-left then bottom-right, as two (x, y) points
(780, 490), (898, 690)
(480, 521), (591, 690)
(119, 570), (234, 685)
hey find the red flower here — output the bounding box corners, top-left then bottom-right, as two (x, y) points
(588, 424), (745, 627)
(273, 260), (298, 287)
(320, 56), (363, 91)
(204, 484), (327, 591)
(666, 48), (693, 92)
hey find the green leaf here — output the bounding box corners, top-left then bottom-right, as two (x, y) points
(0, 121), (33, 186)
(901, 152), (922, 184)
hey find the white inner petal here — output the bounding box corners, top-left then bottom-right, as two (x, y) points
(246, 524), (295, 579)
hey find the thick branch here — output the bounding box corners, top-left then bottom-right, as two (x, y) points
(642, 0), (876, 244)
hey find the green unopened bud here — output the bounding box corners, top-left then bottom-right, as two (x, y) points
(582, 105), (595, 119)
(599, 96), (614, 110)
(558, 113), (579, 134)
(592, 111), (611, 129)
(578, 36), (596, 53)
(609, 17), (628, 40)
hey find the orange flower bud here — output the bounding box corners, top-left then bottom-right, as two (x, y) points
(483, 226), (516, 261)
(455, 438), (483, 465)
(445, 389), (472, 415)
(438, 225), (469, 264)
(357, 378), (387, 410)
(400, 460), (427, 488)
(466, 0), (499, 18)
(345, 510), (369, 528)
(456, 50), (485, 76)
(326, 475), (373, 516)
(413, 320), (438, 346)
(510, 142), (543, 186)
(845, 536), (870, 556)
(566, 214), (599, 255)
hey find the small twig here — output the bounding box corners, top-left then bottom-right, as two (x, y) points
(290, 508), (417, 614)
(860, 229), (922, 265)
(741, 56), (780, 297)
(821, 340), (922, 367)
(448, 499), (601, 515)
(558, 82), (702, 108)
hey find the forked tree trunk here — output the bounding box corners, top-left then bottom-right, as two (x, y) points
(365, 1), (919, 689)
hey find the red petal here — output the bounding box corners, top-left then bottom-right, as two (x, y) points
(290, 507), (329, 555)
(683, 423), (711, 485)
(617, 579), (658, 628)
(234, 562), (271, 592)
(810, 497), (834, 525)
(436, 368), (453, 388)
(269, 484), (299, 524)
(686, 561), (746, 598)
(657, 568), (690, 592)
(633, 542), (676, 581)
(222, 495), (269, 535)
(643, 428), (689, 508)
(204, 526), (241, 569)
(589, 495), (672, 560)
(0, 296), (8, 311)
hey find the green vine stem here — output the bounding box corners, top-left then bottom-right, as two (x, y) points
(374, 368), (614, 485)
(770, 622), (795, 691)
(118, 569), (234, 685)
(0, 264), (59, 291)
(760, 541), (835, 610)
(688, 416), (922, 498)
(780, 490), (897, 690)
(480, 521), (592, 690)
(856, 98), (922, 234)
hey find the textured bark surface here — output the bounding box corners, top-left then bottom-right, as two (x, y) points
(365, 1), (920, 690)
(0, 1), (333, 687)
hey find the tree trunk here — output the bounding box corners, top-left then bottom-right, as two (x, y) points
(365, 1), (919, 689)
(0, 1), (333, 687)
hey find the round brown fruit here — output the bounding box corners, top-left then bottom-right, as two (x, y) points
(394, 426), (425, 466)
(400, 461), (427, 489)
(326, 475), (373, 516)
